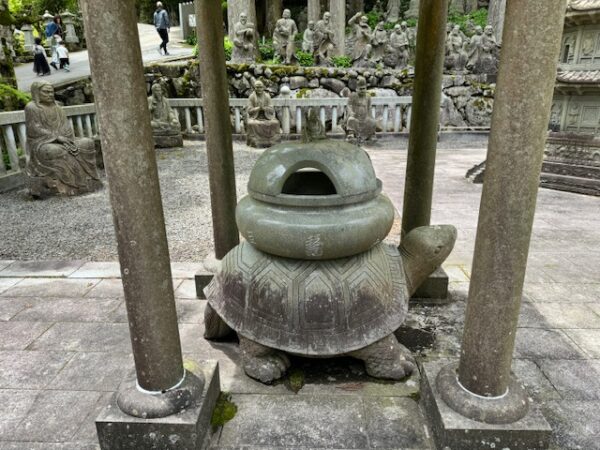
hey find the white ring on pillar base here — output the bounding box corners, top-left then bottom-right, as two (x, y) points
(135, 370), (187, 395)
(117, 369), (205, 419)
(436, 362), (529, 425)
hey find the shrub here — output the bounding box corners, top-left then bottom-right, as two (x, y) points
(448, 7), (488, 35)
(223, 36), (232, 61)
(258, 39), (275, 62)
(366, 9), (382, 29)
(0, 82), (31, 111)
(331, 55), (352, 68)
(294, 50), (314, 67)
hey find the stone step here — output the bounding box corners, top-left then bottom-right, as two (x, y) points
(211, 393), (433, 450)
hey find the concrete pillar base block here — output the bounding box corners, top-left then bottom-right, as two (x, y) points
(411, 267), (450, 304)
(421, 360), (552, 450)
(96, 360), (221, 450)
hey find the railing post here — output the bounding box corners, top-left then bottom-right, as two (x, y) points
(2, 126), (20, 171)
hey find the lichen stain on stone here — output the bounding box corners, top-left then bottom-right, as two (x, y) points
(211, 392), (238, 428)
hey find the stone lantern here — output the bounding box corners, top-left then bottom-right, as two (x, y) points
(204, 129), (457, 384)
(42, 10), (54, 28)
(21, 24), (34, 51)
(61, 9), (80, 47)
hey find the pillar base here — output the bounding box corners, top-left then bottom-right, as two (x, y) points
(96, 361), (221, 450)
(411, 267), (450, 304)
(421, 360), (552, 450)
(116, 369), (205, 419)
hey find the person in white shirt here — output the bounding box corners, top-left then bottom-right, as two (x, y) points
(56, 41), (70, 72)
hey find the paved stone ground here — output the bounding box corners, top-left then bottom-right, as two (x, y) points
(0, 144), (598, 449)
(15, 24), (194, 92)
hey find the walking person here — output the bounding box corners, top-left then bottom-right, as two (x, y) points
(45, 15), (63, 70)
(57, 41), (70, 72)
(32, 37), (51, 76)
(154, 2), (170, 55)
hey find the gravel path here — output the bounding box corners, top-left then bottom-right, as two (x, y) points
(0, 143), (263, 262)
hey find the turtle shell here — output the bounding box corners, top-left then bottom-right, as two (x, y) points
(205, 241), (409, 356)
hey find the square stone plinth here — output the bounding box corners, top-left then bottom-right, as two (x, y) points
(421, 360), (552, 450)
(96, 360), (220, 450)
(411, 267), (450, 304)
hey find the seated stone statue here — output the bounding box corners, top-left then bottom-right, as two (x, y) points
(148, 83), (183, 148)
(344, 77), (377, 144)
(245, 80), (281, 148)
(25, 81), (101, 198)
(232, 12), (255, 63)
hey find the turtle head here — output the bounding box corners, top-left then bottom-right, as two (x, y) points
(400, 225), (457, 296)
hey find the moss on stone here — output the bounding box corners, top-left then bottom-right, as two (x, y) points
(271, 65), (297, 77)
(296, 87), (310, 99)
(285, 368), (305, 394)
(0, 82), (30, 111)
(211, 392), (238, 428)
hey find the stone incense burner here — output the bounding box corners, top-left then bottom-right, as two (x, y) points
(204, 136), (456, 384)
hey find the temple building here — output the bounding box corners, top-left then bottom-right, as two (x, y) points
(552, 0), (600, 133)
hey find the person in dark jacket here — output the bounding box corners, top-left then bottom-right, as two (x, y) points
(153, 2), (170, 55)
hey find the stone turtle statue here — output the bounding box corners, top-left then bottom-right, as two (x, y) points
(204, 225), (456, 383)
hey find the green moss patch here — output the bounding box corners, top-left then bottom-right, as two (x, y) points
(211, 392), (238, 428)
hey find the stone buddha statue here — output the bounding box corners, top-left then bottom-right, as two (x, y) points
(25, 81), (101, 198)
(148, 83), (183, 148)
(345, 76), (377, 144)
(245, 80), (281, 148)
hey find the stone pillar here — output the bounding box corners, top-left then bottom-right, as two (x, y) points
(308, 0), (321, 24)
(80, 0), (202, 418)
(425, 1), (567, 443)
(454, 0), (567, 409)
(488, 0), (506, 44)
(197, 0), (240, 260)
(406, 0), (420, 19)
(401, 0), (449, 236)
(329, 0), (345, 56)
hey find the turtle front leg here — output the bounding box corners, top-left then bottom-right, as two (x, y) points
(348, 334), (416, 380)
(239, 336), (291, 384)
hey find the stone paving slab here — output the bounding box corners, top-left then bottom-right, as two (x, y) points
(0, 322), (53, 350)
(0, 298), (32, 321)
(0, 280), (22, 295)
(539, 360), (600, 400)
(514, 328), (586, 360)
(0, 278), (99, 298)
(48, 352), (133, 392)
(68, 262), (121, 279)
(0, 262), (14, 272)
(11, 298), (122, 323)
(563, 329), (600, 358)
(28, 323), (130, 353)
(0, 261), (84, 278)
(0, 351), (74, 389)
(10, 390), (102, 443)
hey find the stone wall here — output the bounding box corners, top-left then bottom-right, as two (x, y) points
(53, 60), (496, 129)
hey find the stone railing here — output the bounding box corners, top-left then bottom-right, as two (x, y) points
(0, 96), (412, 188)
(169, 96), (413, 135)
